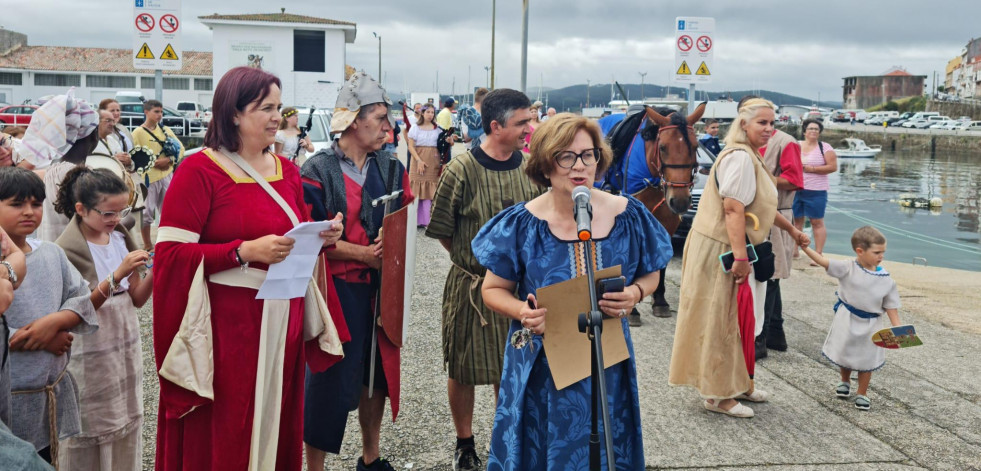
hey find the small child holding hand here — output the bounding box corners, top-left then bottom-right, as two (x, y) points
(801, 225), (900, 410)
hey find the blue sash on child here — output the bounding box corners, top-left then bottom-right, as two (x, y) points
(833, 292), (880, 319)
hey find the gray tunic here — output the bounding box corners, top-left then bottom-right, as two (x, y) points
(6, 240), (97, 450)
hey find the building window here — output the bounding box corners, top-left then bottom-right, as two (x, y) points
(141, 77), (155, 89)
(0, 72), (22, 86)
(86, 75), (136, 89)
(163, 77), (190, 90)
(194, 78), (213, 91)
(34, 73), (81, 87)
(294, 30), (325, 73)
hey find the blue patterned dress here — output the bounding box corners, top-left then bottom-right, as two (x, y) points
(472, 196), (672, 471)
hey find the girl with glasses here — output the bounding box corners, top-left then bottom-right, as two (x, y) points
(52, 166), (152, 470)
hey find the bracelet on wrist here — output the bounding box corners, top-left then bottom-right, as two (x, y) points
(234, 246), (249, 270)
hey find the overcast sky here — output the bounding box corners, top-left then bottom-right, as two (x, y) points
(7, 1), (979, 102)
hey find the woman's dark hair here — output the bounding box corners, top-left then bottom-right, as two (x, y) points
(802, 118), (824, 133)
(481, 88), (531, 135)
(54, 166), (129, 219)
(205, 66), (283, 153)
(60, 131), (100, 165)
(98, 98), (118, 110)
(0, 166), (46, 202)
(416, 104), (436, 126)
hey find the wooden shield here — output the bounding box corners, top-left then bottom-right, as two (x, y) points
(379, 203), (416, 347)
(632, 185), (681, 236)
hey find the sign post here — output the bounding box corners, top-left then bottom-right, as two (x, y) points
(674, 17), (714, 112)
(133, 0), (183, 101)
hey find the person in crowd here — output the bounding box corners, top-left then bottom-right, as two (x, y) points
(794, 118), (837, 264)
(800, 226), (900, 411)
(522, 100), (543, 153)
(0, 418), (54, 471)
(457, 87), (489, 150)
(301, 71), (411, 471)
(425, 88), (542, 471)
(0, 166), (98, 465)
(87, 110), (139, 231)
(0, 225), (27, 427)
(15, 91), (100, 242)
(1, 133), (13, 168)
(406, 104), (442, 228)
(53, 167), (152, 470)
(98, 98), (145, 233)
(544, 107), (556, 120)
(668, 98), (809, 418)
(151, 66), (344, 470)
(437, 98), (456, 130)
(131, 99), (184, 251)
(699, 118), (722, 155)
(473, 113), (672, 469)
(756, 117), (803, 360)
(275, 107), (315, 167)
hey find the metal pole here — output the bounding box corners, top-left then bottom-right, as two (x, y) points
(520, 0), (529, 93)
(585, 79), (590, 108)
(155, 69), (162, 102)
(372, 33), (382, 80)
(490, 0), (496, 89)
(484, 66), (490, 88)
(639, 72), (647, 101)
(688, 83), (695, 112)
(467, 65), (471, 104)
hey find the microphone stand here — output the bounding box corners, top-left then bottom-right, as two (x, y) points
(576, 214), (617, 471)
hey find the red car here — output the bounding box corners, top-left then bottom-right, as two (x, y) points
(0, 105), (39, 130)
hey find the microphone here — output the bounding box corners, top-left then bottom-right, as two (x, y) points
(572, 186), (593, 241)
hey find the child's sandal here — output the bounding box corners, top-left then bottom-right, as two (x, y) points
(835, 381), (850, 398)
(854, 394), (871, 410)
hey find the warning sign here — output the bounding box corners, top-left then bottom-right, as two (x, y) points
(135, 14), (154, 32)
(696, 62), (711, 76)
(677, 35), (693, 52)
(136, 43), (155, 60)
(161, 44), (179, 60)
(696, 36), (712, 53)
(676, 61), (691, 75)
(160, 14), (179, 34)
(674, 16), (714, 84)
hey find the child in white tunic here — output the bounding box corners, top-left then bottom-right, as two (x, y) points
(801, 226), (900, 410)
(52, 167), (154, 470)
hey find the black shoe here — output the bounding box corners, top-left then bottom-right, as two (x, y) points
(358, 457), (396, 471)
(766, 330), (788, 352)
(628, 308), (643, 327)
(454, 446), (482, 471)
(754, 336), (768, 360)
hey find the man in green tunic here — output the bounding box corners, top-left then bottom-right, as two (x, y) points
(425, 89), (542, 471)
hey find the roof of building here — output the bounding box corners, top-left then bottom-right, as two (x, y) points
(0, 45), (212, 76)
(198, 12), (356, 27)
(882, 66), (913, 76)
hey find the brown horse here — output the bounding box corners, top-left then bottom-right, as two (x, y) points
(631, 102), (706, 236)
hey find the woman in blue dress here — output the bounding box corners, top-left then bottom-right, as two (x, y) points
(473, 113), (672, 470)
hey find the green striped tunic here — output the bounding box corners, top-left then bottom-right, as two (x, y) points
(425, 149), (543, 385)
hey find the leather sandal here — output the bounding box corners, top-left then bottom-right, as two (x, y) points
(704, 399), (754, 418)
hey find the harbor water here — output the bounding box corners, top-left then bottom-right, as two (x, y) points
(821, 149), (981, 272)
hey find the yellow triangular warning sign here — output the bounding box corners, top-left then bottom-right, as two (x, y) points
(676, 61), (691, 75)
(161, 44), (179, 61)
(696, 61), (711, 76)
(136, 43), (154, 60)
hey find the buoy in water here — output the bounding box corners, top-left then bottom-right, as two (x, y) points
(897, 194), (943, 209)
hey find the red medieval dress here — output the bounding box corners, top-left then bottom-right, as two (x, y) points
(152, 149), (346, 471)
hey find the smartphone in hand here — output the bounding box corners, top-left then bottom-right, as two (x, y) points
(719, 244), (758, 273)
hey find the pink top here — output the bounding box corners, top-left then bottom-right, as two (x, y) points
(800, 141), (831, 191)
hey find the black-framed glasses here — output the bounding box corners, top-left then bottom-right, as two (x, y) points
(554, 148), (600, 169)
(90, 206), (132, 221)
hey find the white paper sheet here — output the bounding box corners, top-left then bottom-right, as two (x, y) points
(256, 221), (336, 300)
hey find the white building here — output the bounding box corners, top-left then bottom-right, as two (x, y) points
(0, 28), (213, 107)
(199, 11), (357, 109)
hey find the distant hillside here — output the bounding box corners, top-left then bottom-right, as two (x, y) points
(535, 83), (842, 111)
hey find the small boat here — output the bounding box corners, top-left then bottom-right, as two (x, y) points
(897, 193), (943, 209)
(834, 138), (882, 158)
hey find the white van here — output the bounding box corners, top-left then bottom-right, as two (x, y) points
(908, 112), (940, 121)
(115, 91), (146, 104)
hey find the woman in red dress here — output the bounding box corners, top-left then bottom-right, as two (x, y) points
(152, 66), (344, 470)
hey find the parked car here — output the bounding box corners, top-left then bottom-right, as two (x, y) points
(176, 101), (207, 121)
(928, 118), (956, 129)
(116, 103), (204, 135)
(673, 141), (717, 243)
(0, 104), (39, 129)
(115, 91), (146, 104)
(294, 108), (333, 153)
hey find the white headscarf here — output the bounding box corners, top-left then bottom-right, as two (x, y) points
(16, 88), (98, 168)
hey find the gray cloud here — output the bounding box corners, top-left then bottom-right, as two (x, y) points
(6, 0), (978, 101)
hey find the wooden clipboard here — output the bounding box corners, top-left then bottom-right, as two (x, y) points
(538, 265), (629, 390)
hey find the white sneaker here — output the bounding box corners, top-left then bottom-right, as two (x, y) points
(704, 399), (754, 418)
(736, 388), (770, 403)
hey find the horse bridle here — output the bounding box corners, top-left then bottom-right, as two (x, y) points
(651, 124), (699, 190)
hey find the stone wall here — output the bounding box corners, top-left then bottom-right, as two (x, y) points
(926, 100), (981, 121)
(0, 29), (27, 56)
(821, 128), (981, 155)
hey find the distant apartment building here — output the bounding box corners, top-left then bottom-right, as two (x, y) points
(944, 37), (981, 98)
(0, 28), (213, 107)
(842, 67), (926, 110)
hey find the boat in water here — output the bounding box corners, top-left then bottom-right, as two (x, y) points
(835, 138), (882, 158)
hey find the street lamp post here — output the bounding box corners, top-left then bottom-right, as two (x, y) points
(520, 0), (529, 93)
(586, 79), (590, 108)
(490, 0), (496, 89)
(372, 32), (381, 80)
(484, 66), (490, 88)
(639, 72), (647, 100)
